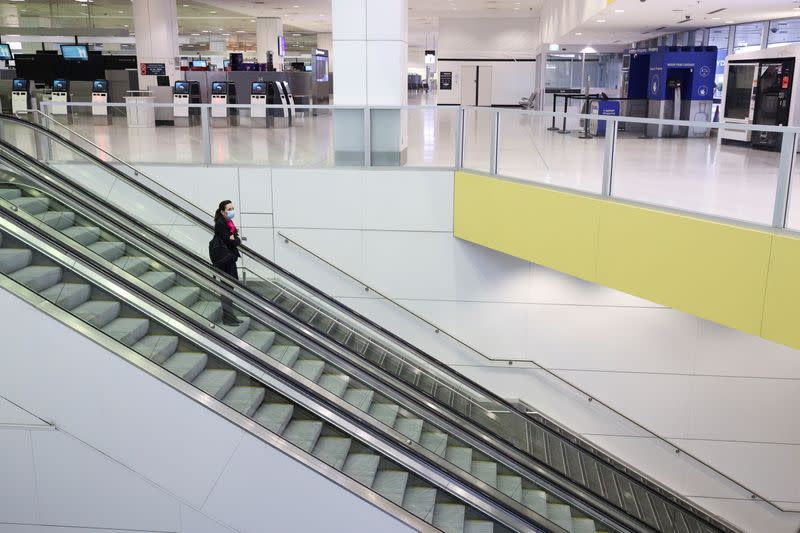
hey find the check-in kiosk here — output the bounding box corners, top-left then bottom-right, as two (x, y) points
(173, 80), (201, 126)
(51, 79), (70, 117)
(273, 81), (291, 127)
(91, 79), (111, 124)
(249, 81), (273, 127)
(11, 79), (32, 115)
(210, 81), (238, 127)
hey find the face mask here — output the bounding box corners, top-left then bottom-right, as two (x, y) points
(226, 210), (236, 220)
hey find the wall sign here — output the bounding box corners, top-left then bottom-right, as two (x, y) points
(140, 63), (166, 76)
(441, 71), (452, 90)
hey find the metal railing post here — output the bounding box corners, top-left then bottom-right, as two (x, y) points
(200, 106), (212, 166)
(455, 107), (464, 169)
(601, 118), (618, 197)
(363, 107), (371, 167)
(772, 131), (797, 228)
(489, 109), (500, 175)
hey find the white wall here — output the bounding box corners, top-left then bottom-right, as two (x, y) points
(436, 59), (536, 105)
(438, 18), (540, 60)
(77, 164), (800, 532)
(539, 0), (607, 45)
(0, 288), (413, 533)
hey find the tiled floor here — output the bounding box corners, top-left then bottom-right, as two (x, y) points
(7, 91), (800, 229)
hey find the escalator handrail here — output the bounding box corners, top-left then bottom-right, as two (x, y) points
(0, 204), (548, 533)
(2, 112), (749, 527)
(0, 139), (648, 533)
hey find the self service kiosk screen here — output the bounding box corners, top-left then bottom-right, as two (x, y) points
(192, 60), (208, 68)
(251, 82), (267, 95)
(211, 82), (227, 94)
(93, 80), (108, 92)
(0, 44), (12, 60)
(174, 81), (190, 94)
(61, 44), (89, 61)
(12, 79), (28, 91)
(53, 79), (68, 92)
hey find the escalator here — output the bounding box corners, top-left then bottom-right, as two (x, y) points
(0, 114), (738, 533)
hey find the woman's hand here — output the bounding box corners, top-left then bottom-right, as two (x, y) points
(229, 235), (235, 240)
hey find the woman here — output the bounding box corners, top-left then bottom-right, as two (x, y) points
(210, 200), (243, 326)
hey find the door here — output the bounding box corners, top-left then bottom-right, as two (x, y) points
(723, 62), (758, 121)
(461, 65), (477, 106)
(478, 65), (493, 106)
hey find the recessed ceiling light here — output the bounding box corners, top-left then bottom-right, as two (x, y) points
(236, 30), (245, 33)
(596, 19), (606, 23)
(191, 33), (200, 36)
(209, 11), (216, 14)
(575, 32), (583, 36)
(614, 9), (624, 13)
(725, 20), (734, 23)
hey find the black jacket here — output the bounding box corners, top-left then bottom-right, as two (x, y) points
(210, 217), (241, 265)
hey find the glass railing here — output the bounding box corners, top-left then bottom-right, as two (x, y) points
(0, 113), (742, 531)
(24, 99), (800, 234)
(0, 144), (624, 533)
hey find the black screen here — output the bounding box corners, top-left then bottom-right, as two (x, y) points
(174, 81), (190, 94)
(211, 82), (227, 94)
(93, 80), (108, 92)
(12, 79), (28, 91)
(251, 82), (267, 95)
(53, 79), (68, 92)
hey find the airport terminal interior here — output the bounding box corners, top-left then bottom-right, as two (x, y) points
(2, 1), (800, 533)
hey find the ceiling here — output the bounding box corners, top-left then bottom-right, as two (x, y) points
(0, 0), (542, 54)
(561, 0), (800, 45)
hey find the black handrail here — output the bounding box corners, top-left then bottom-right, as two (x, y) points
(0, 113), (745, 531)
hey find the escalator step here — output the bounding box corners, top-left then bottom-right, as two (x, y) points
(221, 317), (252, 337)
(267, 345), (300, 367)
(318, 373), (350, 397)
(293, 359), (325, 382)
(35, 211), (75, 230)
(369, 403), (400, 427)
(573, 517), (598, 533)
(133, 335), (179, 364)
(420, 431), (448, 456)
(313, 436), (352, 470)
(191, 300), (222, 322)
(445, 447), (473, 472)
(432, 503), (465, 533)
(522, 489), (547, 516)
(403, 486), (437, 522)
(102, 317), (150, 346)
(242, 330), (275, 353)
(88, 241), (126, 262)
(11, 196), (49, 215)
(0, 188), (22, 200)
(464, 519), (494, 533)
(10, 265), (61, 292)
(72, 300), (121, 328)
(343, 388), (374, 412)
(342, 453), (381, 487)
(192, 369), (236, 399)
(547, 503), (574, 531)
(471, 461), (498, 487)
(164, 285), (201, 306)
(223, 386), (266, 417)
(113, 256), (151, 276)
(497, 475), (522, 502)
(253, 403), (294, 434)
(373, 470), (409, 506)
(395, 418), (424, 442)
(283, 420), (323, 452)
(62, 226), (101, 245)
(0, 248), (32, 273)
(163, 352), (208, 382)
(139, 271), (177, 291)
(40, 283), (91, 309)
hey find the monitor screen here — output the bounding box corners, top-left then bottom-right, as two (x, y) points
(251, 82), (267, 95)
(278, 36), (286, 57)
(0, 44), (12, 60)
(93, 79), (108, 93)
(305, 65), (313, 72)
(174, 81), (190, 94)
(61, 44), (89, 61)
(192, 59), (208, 68)
(211, 81), (227, 94)
(223, 59), (230, 68)
(52, 79), (69, 92)
(12, 79), (28, 91)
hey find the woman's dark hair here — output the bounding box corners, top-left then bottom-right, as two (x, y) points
(214, 200), (233, 222)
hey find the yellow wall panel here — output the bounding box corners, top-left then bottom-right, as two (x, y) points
(762, 234), (800, 346)
(454, 171), (800, 350)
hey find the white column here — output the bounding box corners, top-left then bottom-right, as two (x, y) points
(317, 32), (333, 72)
(132, 0), (179, 89)
(332, 0), (408, 165)
(256, 17), (283, 70)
